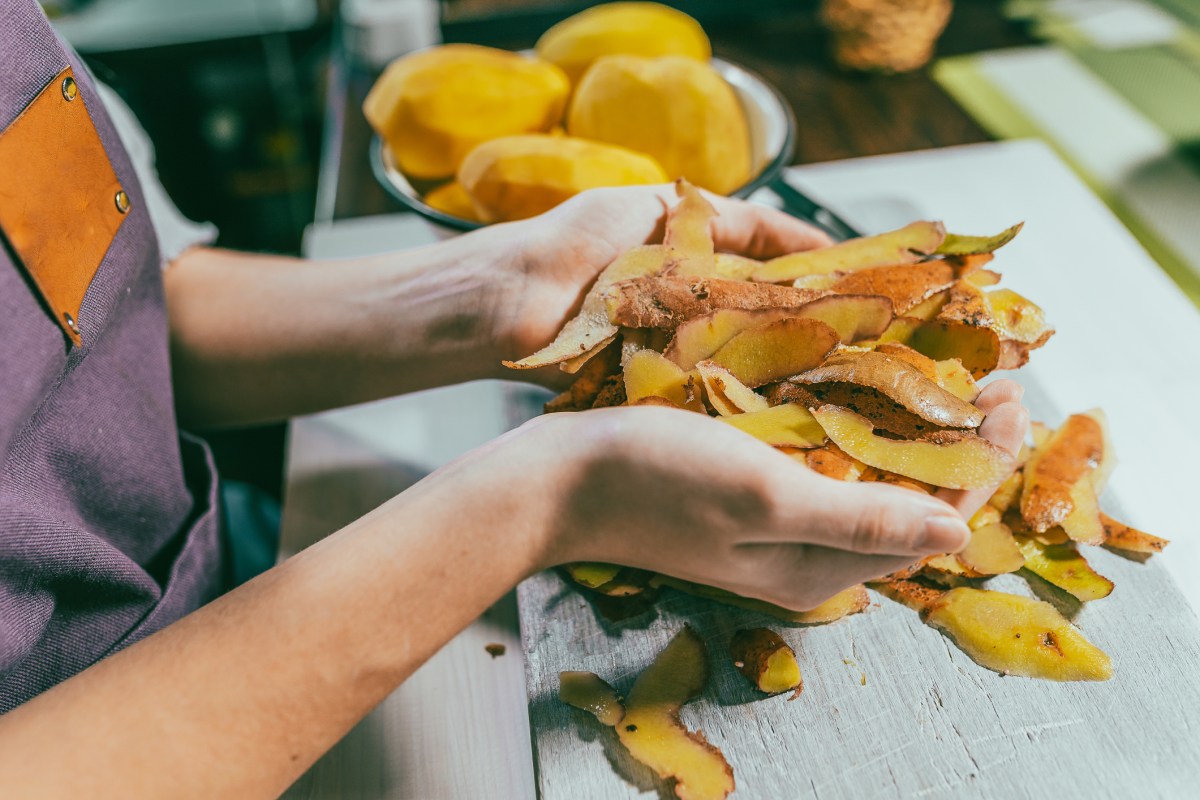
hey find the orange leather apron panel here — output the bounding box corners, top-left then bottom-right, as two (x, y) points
(0, 66), (128, 345)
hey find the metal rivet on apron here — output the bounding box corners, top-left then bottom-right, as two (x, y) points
(114, 190), (130, 214)
(61, 76), (78, 102)
(63, 312), (79, 335)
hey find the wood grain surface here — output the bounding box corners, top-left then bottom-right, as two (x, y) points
(521, 554), (1200, 798)
(519, 379), (1200, 800)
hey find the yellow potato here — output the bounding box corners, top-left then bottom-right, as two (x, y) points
(569, 55), (751, 195)
(364, 45), (568, 180)
(423, 181), (480, 222)
(536, 1), (711, 86)
(459, 134), (668, 222)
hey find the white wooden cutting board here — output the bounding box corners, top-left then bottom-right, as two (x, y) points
(520, 534), (1200, 798)
(520, 141), (1200, 798)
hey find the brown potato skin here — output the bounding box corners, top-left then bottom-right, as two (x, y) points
(770, 380), (949, 440)
(1021, 414), (1103, 532)
(792, 350), (984, 428)
(545, 340), (622, 412)
(804, 444), (862, 481)
(1100, 513), (1169, 554)
(606, 276), (822, 329)
(831, 262), (956, 315)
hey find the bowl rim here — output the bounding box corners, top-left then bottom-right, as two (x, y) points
(370, 56), (797, 232)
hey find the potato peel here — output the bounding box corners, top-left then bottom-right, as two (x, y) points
(792, 350), (984, 429)
(753, 221), (946, 282)
(1100, 513), (1169, 554)
(878, 317), (1001, 379)
(663, 179), (717, 277)
(935, 222), (1024, 256)
(831, 262), (956, 316)
(652, 577), (869, 625)
(709, 318), (840, 388)
(560, 671), (625, 727)
(506, 244), (674, 369)
(1016, 536), (1114, 602)
(607, 275), (823, 330)
(924, 587), (1112, 681)
(730, 628), (803, 696)
(717, 402), (827, 448)
(617, 628), (735, 800)
(695, 361), (768, 415)
(812, 405), (1015, 490)
(1021, 412), (1105, 533)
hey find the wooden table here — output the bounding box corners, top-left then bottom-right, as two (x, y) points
(282, 140), (1200, 798)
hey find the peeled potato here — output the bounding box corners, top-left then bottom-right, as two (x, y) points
(459, 134), (668, 222)
(365, 45), (568, 180)
(536, 1), (711, 86)
(423, 181), (480, 222)
(569, 54), (751, 195)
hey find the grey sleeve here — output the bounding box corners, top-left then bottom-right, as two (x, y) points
(96, 82), (219, 266)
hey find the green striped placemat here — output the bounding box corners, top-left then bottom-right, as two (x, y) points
(934, 0), (1200, 307)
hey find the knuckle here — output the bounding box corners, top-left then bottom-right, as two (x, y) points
(851, 502), (904, 554)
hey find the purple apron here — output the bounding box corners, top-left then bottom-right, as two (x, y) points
(0, 2), (225, 711)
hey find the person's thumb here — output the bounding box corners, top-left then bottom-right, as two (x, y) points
(775, 474), (971, 557)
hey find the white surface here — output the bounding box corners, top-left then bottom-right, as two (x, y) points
(1049, 0), (1181, 48)
(971, 47), (1200, 286)
(282, 140), (1200, 797)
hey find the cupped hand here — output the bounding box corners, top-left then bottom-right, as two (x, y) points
(491, 184), (832, 370)
(451, 380), (1026, 611)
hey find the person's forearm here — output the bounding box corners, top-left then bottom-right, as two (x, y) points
(165, 224), (532, 428)
(0, 446), (549, 799)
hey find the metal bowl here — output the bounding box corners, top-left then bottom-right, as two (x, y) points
(370, 57), (796, 232)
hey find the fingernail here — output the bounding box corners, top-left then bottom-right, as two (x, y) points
(921, 515), (971, 553)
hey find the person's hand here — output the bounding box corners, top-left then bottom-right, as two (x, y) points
(439, 378), (1026, 611)
(486, 184), (832, 374)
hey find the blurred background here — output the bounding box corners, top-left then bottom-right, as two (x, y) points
(45, 0), (1199, 494)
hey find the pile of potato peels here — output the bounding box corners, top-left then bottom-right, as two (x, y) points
(507, 181), (1169, 800)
